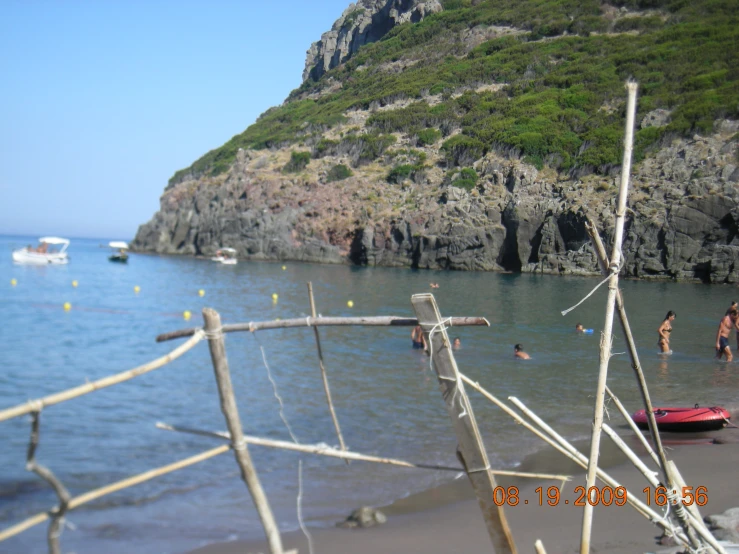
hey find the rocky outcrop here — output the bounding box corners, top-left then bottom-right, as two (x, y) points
(133, 118), (739, 284)
(303, 0), (442, 82)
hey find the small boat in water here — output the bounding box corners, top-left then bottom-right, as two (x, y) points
(632, 405), (730, 432)
(12, 237), (70, 265)
(212, 247), (237, 265)
(108, 241), (129, 263)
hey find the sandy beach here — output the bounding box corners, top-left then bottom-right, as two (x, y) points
(189, 430), (739, 554)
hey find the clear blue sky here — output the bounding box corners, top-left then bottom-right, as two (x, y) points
(0, 0), (351, 239)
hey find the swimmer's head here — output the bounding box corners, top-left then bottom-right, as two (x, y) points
(514, 344), (523, 352)
(576, 323), (583, 332)
(665, 310), (676, 321)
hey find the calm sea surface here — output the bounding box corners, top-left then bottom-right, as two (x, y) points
(1, 235), (737, 554)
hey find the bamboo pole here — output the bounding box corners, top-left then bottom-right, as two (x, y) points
(202, 308), (285, 554)
(0, 445), (230, 543)
(603, 426), (726, 554)
(411, 294), (517, 554)
(604, 386), (660, 467)
(507, 396), (692, 546)
(25, 413), (70, 554)
(534, 540), (548, 554)
(0, 330), (205, 423)
(586, 224), (669, 475)
(155, 422), (573, 481)
(586, 221), (703, 550)
(580, 80), (638, 554)
(156, 316), (490, 342)
(307, 282), (347, 463)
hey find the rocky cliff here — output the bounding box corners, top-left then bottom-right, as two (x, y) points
(134, 0), (739, 284)
(303, 0), (442, 82)
(134, 112), (739, 283)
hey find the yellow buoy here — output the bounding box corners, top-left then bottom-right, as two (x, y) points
(72, 280), (78, 288)
(63, 302), (72, 311)
(347, 300), (354, 308)
(198, 289), (205, 297)
(10, 278), (17, 286)
(272, 293), (278, 302)
(183, 310), (192, 320)
(134, 285), (141, 293)
(282, 265), (287, 270)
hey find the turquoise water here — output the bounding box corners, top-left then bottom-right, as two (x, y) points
(1, 234), (737, 554)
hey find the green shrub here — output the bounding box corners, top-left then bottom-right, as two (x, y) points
(283, 151), (311, 173)
(441, 135), (485, 166)
(326, 164), (353, 182)
(449, 167), (478, 190)
(416, 128), (442, 146)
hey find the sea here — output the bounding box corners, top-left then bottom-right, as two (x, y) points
(1, 234), (737, 554)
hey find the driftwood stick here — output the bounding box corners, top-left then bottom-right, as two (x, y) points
(604, 386), (660, 467)
(203, 308), (285, 554)
(0, 445), (230, 543)
(26, 412), (70, 554)
(412, 294), (517, 554)
(602, 423), (660, 488)
(0, 330), (205, 422)
(156, 316), (490, 342)
(534, 540), (548, 554)
(155, 422), (573, 481)
(307, 282), (347, 463)
(507, 396), (692, 547)
(580, 80), (638, 554)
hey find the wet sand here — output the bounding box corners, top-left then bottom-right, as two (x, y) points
(189, 431), (739, 554)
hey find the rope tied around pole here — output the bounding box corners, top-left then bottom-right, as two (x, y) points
(560, 259), (624, 317)
(203, 327), (223, 340)
(422, 318), (468, 419)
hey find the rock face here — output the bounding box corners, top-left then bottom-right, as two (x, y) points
(132, 120), (739, 284)
(303, 0), (443, 82)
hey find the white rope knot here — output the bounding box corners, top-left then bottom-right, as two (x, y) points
(232, 438), (247, 451)
(204, 327), (223, 340)
(27, 400), (44, 414)
(248, 321), (255, 332)
(306, 316), (311, 327)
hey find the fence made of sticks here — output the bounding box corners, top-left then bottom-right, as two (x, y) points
(0, 81), (727, 554)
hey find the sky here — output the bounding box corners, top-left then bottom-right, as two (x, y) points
(0, 0), (352, 239)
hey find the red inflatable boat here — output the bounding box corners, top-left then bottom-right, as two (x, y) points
(632, 405), (730, 432)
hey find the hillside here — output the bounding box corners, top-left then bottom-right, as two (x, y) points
(133, 0), (739, 283)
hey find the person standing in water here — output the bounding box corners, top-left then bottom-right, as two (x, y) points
(716, 309), (738, 362)
(514, 344), (530, 359)
(411, 325), (426, 350)
(657, 311), (676, 353)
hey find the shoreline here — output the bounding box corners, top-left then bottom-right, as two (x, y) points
(187, 428), (739, 554)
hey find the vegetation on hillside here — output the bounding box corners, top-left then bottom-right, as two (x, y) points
(169, 0), (739, 185)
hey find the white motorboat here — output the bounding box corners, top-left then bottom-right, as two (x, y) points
(12, 237), (70, 265)
(212, 247), (237, 265)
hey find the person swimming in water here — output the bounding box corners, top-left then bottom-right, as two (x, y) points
(657, 311), (676, 353)
(716, 309), (738, 362)
(576, 323), (584, 333)
(411, 325), (427, 350)
(452, 337), (461, 350)
(514, 344), (530, 359)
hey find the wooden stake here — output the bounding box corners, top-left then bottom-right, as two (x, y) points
(411, 294), (517, 554)
(156, 316), (490, 342)
(203, 308), (285, 554)
(25, 412), (70, 554)
(580, 80), (637, 554)
(156, 422), (573, 482)
(0, 330), (205, 422)
(307, 282), (347, 463)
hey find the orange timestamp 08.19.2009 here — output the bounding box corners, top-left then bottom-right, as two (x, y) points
(487, 485), (708, 507)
